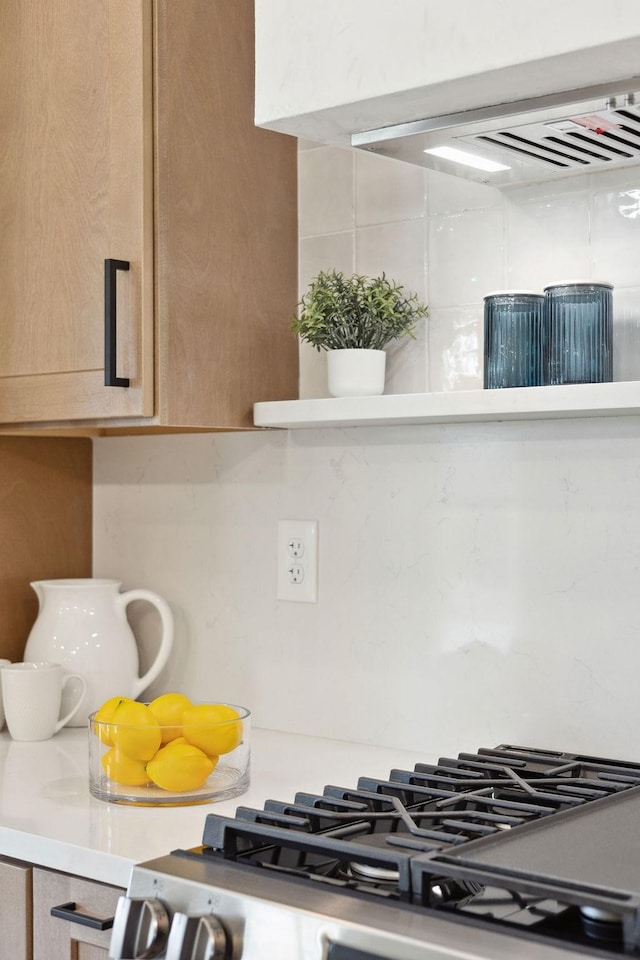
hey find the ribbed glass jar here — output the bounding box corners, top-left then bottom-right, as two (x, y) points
(544, 281), (613, 385)
(483, 291), (545, 389)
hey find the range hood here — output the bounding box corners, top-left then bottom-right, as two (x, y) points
(351, 78), (640, 187)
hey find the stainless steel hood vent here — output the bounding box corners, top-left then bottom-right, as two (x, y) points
(351, 79), (640, 187)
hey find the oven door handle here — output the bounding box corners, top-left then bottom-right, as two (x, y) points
(50, 900), (114, 931)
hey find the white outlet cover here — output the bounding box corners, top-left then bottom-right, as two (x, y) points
(277, 520), (318, 602)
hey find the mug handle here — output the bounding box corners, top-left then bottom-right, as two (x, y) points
(117, 590), (174, 700)
(56, 674), (88, 732)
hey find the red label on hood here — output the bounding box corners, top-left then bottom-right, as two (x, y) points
(572, 114), (621, 133)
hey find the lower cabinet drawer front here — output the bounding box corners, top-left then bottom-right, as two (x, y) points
(33, 868), (123, 960)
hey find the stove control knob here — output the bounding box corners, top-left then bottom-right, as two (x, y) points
(165, 912), (229, 960)
(109, 896), (170, 959)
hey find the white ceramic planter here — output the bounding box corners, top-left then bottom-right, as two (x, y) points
(327, 348), (386, 398)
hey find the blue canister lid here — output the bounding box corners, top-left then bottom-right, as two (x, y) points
(483, 290), (543, 300)
(543, 280), (613, 292)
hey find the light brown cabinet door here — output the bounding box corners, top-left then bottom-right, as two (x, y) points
(0, 0), (297, 435)
(0, 0), (153, 424)
(32, 868), (123, 960)
(0, 857), (33, 960)
(147, 0), (298, 433)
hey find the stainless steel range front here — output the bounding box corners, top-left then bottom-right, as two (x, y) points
(109, 744), (640, 959)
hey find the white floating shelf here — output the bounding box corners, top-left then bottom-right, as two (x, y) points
(254, 381), (640, 429)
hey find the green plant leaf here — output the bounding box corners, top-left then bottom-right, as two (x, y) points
(291, 269), (428, 351)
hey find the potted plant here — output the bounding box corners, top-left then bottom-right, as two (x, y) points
(291, 269), (428, 397)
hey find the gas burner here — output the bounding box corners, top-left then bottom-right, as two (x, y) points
(190, 743), (640, 957)
(579, 905), (624, 943)
(348, 860), (399, 884)
(429, 878), (484, 908)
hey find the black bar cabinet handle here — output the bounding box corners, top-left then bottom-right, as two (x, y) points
(51, 900), (115, 931)
(104, 257), (131, 387)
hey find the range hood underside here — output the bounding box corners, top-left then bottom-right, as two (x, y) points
(351, 78), (640, 187)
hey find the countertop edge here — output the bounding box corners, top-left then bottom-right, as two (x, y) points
(0, 726), (427, 891)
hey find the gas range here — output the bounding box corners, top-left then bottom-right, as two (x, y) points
(109, 744), (640, 959)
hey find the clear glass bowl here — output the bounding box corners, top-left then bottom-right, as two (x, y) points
(88, 701), (250, 806)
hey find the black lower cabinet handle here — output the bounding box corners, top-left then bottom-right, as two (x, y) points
(104, 257), (131, 388)
(51, 900), (115, 931)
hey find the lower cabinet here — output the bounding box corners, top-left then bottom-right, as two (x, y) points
(0, 857), (32, 958)
(33, 868), (123, 960)
(0, 858), (124, 960)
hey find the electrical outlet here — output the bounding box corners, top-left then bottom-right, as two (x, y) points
(277, 520), (318, 602)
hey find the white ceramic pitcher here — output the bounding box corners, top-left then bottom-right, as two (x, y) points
(23, 579), (174, 726)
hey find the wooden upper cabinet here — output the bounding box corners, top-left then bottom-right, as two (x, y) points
(0, 0), (152, 423)
(0, 0), (298, 433)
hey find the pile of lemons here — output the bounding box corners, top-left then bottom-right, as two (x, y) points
(94, 693), (242, 793)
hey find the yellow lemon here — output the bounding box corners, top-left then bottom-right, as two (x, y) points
(101, 748), (150, 787)
(147, 741), (216, 792)
(94, 696), (134, 747)
(148, 692), (193, 744)
(110, 700), (161, 761)
(182, 703), (242, 756)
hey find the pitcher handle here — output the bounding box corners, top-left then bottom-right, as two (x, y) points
(118, 589), (174, 699)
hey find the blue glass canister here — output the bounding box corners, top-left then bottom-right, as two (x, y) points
(483, 291), (545, 389)
(544, 281), (613, 385)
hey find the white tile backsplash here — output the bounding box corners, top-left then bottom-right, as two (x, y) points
(427, 169), (503, 216)
(612, 285), (640, 381)
(355, 220), (427, 304)
(298, 147), (354, 237)
(428, 208), (505, 308)
(94, 417), (640, 760)
(592, 185), (640, 287)
(428, 305), (482, 391)
(383, 324), (429, 395)
(298, 232), (355, 302)
(93, 145), (640, 761)
(355, 150), (427, 226)
(505, 192), (591, 291)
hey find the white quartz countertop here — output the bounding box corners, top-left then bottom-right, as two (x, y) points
(0, 726), (425, 889)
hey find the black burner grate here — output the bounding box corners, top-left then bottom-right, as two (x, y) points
(194, 744), (640, 954)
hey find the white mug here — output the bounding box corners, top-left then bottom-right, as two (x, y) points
(1, 661), (87, 741)
(0, 659), (12, 729)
